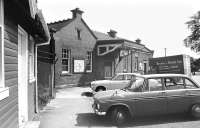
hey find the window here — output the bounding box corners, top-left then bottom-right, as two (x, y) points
(77, 29), (81, 40)
(164, 77), (184, 90)
(148, 78), (163, 91)
(112, 75), (124, 80)
(124, 56), (128, 72)
(135, 57), (138, 71)
(61, 48), (71, 73)
(99, 46), (106, 54)
(184, 78), (198, 89)
(129, 77), (145, 92)
(86, 51), (92, 72)
(28, 37), (35, 83)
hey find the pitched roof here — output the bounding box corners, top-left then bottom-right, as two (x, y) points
(93, 30), (122, 40)
(93, 30), (153, 53)
(48, 19), (73, 31)
(47, 18), (97, 39)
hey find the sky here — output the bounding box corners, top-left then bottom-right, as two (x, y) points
(38, 0), (200, 58)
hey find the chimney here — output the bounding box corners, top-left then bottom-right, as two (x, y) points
(71, 8), (84, 19)
(107, 29), (117, 38)
(135, 38), (141, 44)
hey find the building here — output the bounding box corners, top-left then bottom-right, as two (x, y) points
(0, 0), (50, 127)
(48, 8), (97, 86)
(93, 30), (154, 80)
(48, 8), (153, 86)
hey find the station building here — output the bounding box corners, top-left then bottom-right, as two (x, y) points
(48, 8), (154, 86)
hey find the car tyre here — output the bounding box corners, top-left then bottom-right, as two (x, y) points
(191, 104), (200, 118)
(96, 87), (105, 92)
(110, 107), (129, 126)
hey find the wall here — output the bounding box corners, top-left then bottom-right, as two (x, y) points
(95, 49), (153, 80)
(0, 10), (18, 128)
(54, 18), (96, 86)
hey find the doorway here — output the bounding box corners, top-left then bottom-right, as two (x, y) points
(104, 62), (112, 79)
(18, 26), (28, 127)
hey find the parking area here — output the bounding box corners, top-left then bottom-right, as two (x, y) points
(39, 85), (200, 128)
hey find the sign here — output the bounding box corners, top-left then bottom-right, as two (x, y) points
(149, 55), (190, 74)
(74, 60), (85, 73)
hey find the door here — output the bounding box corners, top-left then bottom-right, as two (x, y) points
(133, 78), (167, 116)
(18, 26), (28, 127)
(164, 77), (190, 114)
(104, 62), (112, 79)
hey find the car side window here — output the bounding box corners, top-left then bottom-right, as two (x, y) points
(148, 78), (163, 91)
(164, 77), (184, 90)
(184, 78), (198, 89)
(113, 75), (124, 80)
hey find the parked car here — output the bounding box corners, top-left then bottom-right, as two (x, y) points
(93, 74), (200, 125)
(90, 73), (141, 92)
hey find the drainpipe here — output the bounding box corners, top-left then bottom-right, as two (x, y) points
(35, 40), (50, 113)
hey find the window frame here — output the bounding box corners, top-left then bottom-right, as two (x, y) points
(0, 0), (9, 101)
(86, 51), (92, 72)
(61, 48), (71, 74)
(0, 0), (4, 88)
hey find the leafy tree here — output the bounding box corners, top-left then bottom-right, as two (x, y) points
(184, 11), (200, 52)
(191, 57), (200, 74)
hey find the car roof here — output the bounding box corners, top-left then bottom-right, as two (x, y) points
(142, 74), (189, 78)
(116, 73), (141, 75)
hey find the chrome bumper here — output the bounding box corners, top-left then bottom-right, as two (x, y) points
(92, 104), (106, 116)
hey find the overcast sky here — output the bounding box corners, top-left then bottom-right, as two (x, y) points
(38, 0), (200, 58)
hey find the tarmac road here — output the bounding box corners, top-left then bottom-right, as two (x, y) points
(39, 86), (200, 128)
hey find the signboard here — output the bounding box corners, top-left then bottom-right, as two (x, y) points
(149, 55), (190, 74)
(74, 59), (85, 73)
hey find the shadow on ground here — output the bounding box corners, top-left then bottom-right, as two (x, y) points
(75, 113), (198, 127)
(81, 92), (93, 97)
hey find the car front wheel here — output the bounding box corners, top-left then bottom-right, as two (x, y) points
(110, 107), (129, 126)
(191, 104), (200, 118)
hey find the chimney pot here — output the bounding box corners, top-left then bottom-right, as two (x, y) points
(71, 8), (84, 19)
(135, 38), (141, 44)
(107, 29), (117, 38)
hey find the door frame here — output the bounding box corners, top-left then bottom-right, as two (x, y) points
(18, 25), (29, 126)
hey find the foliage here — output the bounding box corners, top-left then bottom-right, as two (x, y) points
(191, 57), (200, 74)
(184, 11), (200, 52)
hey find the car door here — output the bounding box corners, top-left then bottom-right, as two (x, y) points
(165, 77), (190, 114)
(132, 78), (167, 117)
(184, 78), (200, 107)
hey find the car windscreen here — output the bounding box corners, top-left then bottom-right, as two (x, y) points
(126, 77), (145, 92)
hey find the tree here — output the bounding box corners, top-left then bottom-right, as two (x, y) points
(191, 57), (200, 75)
(184, 11), (200, 52)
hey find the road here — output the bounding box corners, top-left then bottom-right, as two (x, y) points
(39, 86), (200, 128)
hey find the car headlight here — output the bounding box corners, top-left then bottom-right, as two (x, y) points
(97, 104), (100, 109)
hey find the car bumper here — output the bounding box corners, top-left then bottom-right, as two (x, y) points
(92, 104), (106, 116)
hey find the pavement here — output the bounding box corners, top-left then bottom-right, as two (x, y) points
(39, 82), (200, 128)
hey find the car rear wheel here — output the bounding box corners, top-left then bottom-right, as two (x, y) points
(110, 107), (129, 126)
(96, 87), (106, 92)
(191, 104), (200, 118)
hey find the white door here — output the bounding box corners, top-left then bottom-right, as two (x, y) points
(18, 26), (28, 127)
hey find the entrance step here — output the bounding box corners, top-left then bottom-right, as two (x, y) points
(24, 121), (40, 128)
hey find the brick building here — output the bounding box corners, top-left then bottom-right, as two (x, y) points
(48, 8), (153, 86)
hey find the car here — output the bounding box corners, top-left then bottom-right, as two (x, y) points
(92, 74), (200, 125)
(90, 73), (141, 92)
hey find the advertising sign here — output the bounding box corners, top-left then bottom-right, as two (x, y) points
(149, 55), (189, 74)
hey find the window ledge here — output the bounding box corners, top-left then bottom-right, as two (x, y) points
(0, 87), (9, 101)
